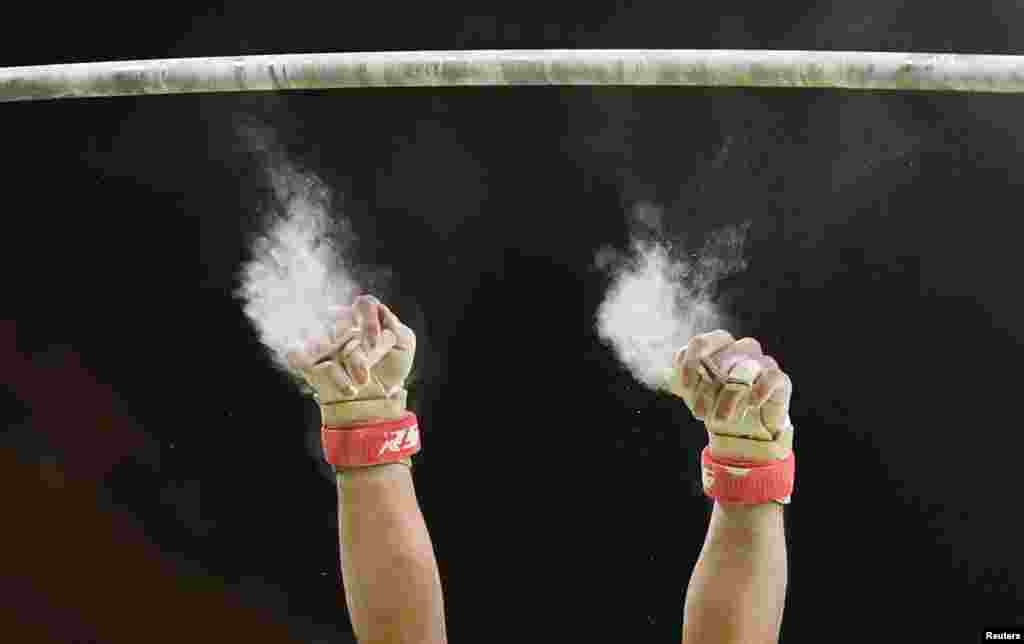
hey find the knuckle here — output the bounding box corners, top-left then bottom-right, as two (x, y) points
(728, 357), (761, 381)
(354, 295), (377, 312)
(770, 373), (790, 398)
(753, 368), (780, 391)
(681, 358), (701, 378)
(765, 369), (785, 389)
(734, 337), (763, 355)
(710, 329), (735, 344)
(690, 335), (710, 352)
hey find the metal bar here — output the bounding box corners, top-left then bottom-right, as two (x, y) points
(4, 49), (1024, 102)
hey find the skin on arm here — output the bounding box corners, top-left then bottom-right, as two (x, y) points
(337, 463), (447, 644)
(683, 502), (787, 644)
(289, 295), (447, 644)
(674, 331), (794, 644)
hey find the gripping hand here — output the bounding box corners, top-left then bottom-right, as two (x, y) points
(286, 295), (416, 428)
(667, 331), (795, 503)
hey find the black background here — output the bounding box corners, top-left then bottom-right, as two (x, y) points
(3, 2), (1023, 642)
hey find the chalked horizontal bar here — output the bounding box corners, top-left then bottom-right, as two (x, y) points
(4, 49), (1024, 102)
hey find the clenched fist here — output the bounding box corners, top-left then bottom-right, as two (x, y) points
(668, 330), (796, 503)
(286, 294), (416, 427)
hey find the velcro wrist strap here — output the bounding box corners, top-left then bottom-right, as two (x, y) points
(322, 412), (421, 469)
(701, 446), (795, 505)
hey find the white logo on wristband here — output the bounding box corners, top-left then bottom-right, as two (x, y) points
(378, 424), (420, 456)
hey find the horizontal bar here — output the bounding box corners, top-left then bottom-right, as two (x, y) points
(4, 49), (1024, 103)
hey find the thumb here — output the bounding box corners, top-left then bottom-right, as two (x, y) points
(372, 329), (414, 395)
(756, 372), (793, 435)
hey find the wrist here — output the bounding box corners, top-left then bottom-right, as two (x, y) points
(322, 410), (421, 470)
(701, 445), (795, 506)
(708, 501), (785, 551)
(337, 459), (413, 482)
(714, 500), (784, 521)
(320, 388), (409, 427)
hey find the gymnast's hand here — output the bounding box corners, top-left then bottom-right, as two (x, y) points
(668, 330), (794, 463)
(285, 294), (417, 426)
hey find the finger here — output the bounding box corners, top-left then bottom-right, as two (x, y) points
(338, 331), (399, 386)
(682, 331), (737, 418)
(327, 325), (362, 356)
(327, 304), (355, 324)
(378, 303), (415, 351)
(711, 356), (764, 424)
(757, 354), (779, 372)
(301, 324), (361, 368)
(673, 345), (687, 368)
(679, 330), (735, 391)
(734, 354), (779, 422)
(749, 363), (785, 406)
(693, 367), (725, 421)
(307, 361), (357, 403)
(338, 336), (371, 386)
(354, 294), (382, 351)
(328, 306), (356, 342)
(285, 346), (313, 372)
(700, 337), (763, 421)
(750, 368), (793, 433)
(363, 329), (398, 366)
(707, 337), (763, 375)
(304, 336), (337, 365)
(323, 361), (358, 399)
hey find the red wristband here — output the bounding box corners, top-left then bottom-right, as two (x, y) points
(321, 412), (421, 469)
(700, 446), (795, 505)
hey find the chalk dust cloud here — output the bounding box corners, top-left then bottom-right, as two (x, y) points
(235, 122), (363, 379)
(595, 201), (751, 391)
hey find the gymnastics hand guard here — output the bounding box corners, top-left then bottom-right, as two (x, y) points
(665, 346), (795, 505)
(290, 309), (420, 471)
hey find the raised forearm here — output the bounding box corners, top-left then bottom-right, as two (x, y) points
(682, 502), (787, 644)
(337, 463), (447, 644)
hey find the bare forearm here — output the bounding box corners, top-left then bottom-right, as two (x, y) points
(337, 463), (447, 644)
(682, 502), (787, 644)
